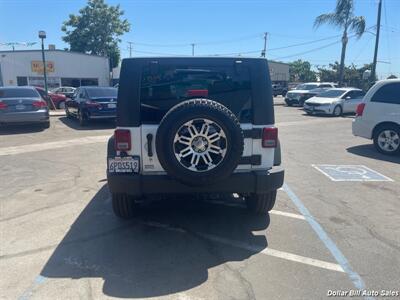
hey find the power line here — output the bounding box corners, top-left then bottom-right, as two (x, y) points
(273, 39), (345, 60)
(273, 32), (365, 61)
(268, 34), (342, 51)
(131, 33), (263, 48)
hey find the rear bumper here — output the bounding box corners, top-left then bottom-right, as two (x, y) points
(87, 110), (116, 119)
(352, 118), (372, 139)
(0, 110), (49, 124)
(88, 115), (116, 119)
(107, 167), (284, 196)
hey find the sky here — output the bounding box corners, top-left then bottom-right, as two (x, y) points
(1, 0), (399, 79)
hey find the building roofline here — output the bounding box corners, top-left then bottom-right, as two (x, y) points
(0, 49), (108, 58)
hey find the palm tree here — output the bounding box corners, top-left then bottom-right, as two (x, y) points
(314, 0), (366, 86)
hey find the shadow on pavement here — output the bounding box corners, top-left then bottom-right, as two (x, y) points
(300, 111), (355, 118)
(347, 144), (400, 164)
(59, 116), (115, 131)
(41, 185), (269, 298)
(0, 124), (46, 135)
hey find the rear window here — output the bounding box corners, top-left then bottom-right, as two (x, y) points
(371, 82), (400, 104)
(140, 65), (252, 123)
(0, 88), (39, 98)
(86, 88), (117, 98)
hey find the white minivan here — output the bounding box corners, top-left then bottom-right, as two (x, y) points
(352, 79), (400, 155)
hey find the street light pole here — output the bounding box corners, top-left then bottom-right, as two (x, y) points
(38, 31), (48, 96)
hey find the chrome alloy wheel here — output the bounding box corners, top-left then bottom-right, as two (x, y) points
(377, 130), (400, 152)
(173, 118), (227, 172)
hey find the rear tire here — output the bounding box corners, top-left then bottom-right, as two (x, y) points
(112, 193), (137, 219)
(373, 124), (400, 155)
(245, 191), (277, 214)
(42, 121), (50, 129)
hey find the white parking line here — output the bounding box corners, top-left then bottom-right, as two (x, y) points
(138, 219), (344, 273)
(0, 135), (109, 156)
(270, 210), (306, 220)
(283, 183), (373, 300)
(205, 200), (306, 220)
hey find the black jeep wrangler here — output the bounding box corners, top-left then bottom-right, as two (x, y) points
(107, 57), (284, 218)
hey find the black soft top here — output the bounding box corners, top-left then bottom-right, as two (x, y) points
(117, 57), (274, 126)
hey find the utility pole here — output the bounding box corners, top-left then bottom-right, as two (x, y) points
(127, 42), (133, 58)
(371, 0), (382, 83)
(191, 43), (195, 56)
(261, 32), (268, 57)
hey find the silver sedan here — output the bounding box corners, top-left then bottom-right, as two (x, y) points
(0, 86), (50, 127)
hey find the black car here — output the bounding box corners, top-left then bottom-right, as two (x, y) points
(65, 86), (118, 126)
(272, 83), (288, 97)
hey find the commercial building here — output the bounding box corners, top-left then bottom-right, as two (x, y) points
(268, 60), (290, 87)
(0, 50), (110, 88)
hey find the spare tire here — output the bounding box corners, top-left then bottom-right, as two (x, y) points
(156, 98), (244, 186)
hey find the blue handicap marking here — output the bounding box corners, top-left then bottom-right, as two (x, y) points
(312, 164), (393, 182)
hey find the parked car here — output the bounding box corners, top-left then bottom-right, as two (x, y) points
(306, 87), (333, 97)
(352, 79), (400, 155)
(285, 82), (337, 106)
(65, 86), (118, 126)
(0, 86), (49, 128)
(51, 86), (76, 99)
(35, 87), (67, 109)
(304, 88), (365, 116)
(272, 83), (287, 97)
(107, 57), (284, 218)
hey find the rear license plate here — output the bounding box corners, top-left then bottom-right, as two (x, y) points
(108, 156), (139, 173)
(108, 103), (116, 108)
(16, 104), (25, 110)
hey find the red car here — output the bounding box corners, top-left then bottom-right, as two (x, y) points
(35, 87), (67, 109)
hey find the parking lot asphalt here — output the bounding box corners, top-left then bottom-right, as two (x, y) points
(1, 99), (399, 300)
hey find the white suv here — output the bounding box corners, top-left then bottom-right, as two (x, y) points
(107, 57), (284, 218)
(352, 79), (400, 155)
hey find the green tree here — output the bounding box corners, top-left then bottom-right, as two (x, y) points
(289, 60), (317, 82)
(61, 0), (130, 68)
(318, 62), (374, 90)
(314, 0), (366, 86)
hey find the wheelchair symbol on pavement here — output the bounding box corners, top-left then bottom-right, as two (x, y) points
(312, 165), (393, 182)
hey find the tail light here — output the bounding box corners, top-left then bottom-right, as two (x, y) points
(114, 129), (131, 151)
(85, 100), (101, 107)
(32, 100), (47, 108)
(355, 103), (366, 117)
(262, 127), (278, 148)
(187, 89), (208, 97)
(0, 102), (7, 110)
